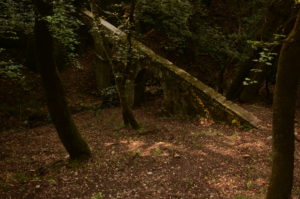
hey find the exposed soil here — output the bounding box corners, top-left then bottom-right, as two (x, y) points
(1, 52), (300, 199)
(1, 99), (300, 199)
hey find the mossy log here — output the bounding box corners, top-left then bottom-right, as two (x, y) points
(82, 10), (260, 128)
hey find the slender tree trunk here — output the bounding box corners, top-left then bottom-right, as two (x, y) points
(33, 0), (91, 161)
(89, 0), (113, 91)
(134, 70), (147, 107)
(115, 76), (140, 129)
(267, 8), (300, 199)
(117, 0), (140, 129)
(91, 30), (113, 90)
(89, 0), (139, 129)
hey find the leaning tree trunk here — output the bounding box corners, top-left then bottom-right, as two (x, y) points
(33, 0), (91, 161)
(266, 8), (300, 199)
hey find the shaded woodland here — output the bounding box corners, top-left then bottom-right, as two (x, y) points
(1, 0), (300, 198)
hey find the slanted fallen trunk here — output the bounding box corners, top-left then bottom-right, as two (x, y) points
(82, 10), (261, 128)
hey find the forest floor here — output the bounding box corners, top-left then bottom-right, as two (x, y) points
(2, 101), (300, 199)
(1, 53), (300, 199)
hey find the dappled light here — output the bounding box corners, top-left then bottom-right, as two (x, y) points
(1, 0), (300, 198)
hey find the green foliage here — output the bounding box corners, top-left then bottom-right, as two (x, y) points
(236, 0), (268, 39)
(0, 0), (34, 40)
(107, 29), (145, 66)
(100, 86), (119, 107)
(243, 34), (285, 85)
(234, 194), (251, 199)
(45, 0), (82, 64)
(91, 192), (104, 199)
(246, 180), (254, 189)
(190, 2), (241, 66)
(193, 22), (240, 62)
(151, 148), (163, 156)
(243, 77), (258, 86)
(248, 34), (285, 64)
(190, 0), (268, 78)
(13, 173), (30, 183)
(113, 41), (146, 67)
(135, 0), (192, 51)
(0, 0), (82, 72)
(0, 61), (23, 79)
(0, 1), (31, 79)
(248, 36), (282, 67)
(0, 48), (23, 79)
(254, 49), (277, 66)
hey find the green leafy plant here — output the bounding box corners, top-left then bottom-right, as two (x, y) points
(234, 194), (251, 199)
(0, 0), (34, 40)
(100, 86), (120, 107)
(1, 0), (81, 72)
(190, 2), (242, 76)
(135, 0), (192, 51)
(110, 35), (146, 67)
(243, 77), (258, 86)
(151, 148), (162, 156)
(0, 60), (23, 79)
(44, 0), (82, 65)
(47, 177), (58, 185)
(13, 173), (30, 183)
(0, 47), (24, 80)
(246, 180), (254, 189)
(244, 34), (285, 85)
(91, 192), (104, 199)
(0, 1), (32, 79)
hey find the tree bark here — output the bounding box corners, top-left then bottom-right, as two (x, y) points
(115, 76), (140, 129)
(91, 30), (113, 90)
(134, 70), (147, 107)
(33, 0), (91, 161)
(97, 32), (140, 130)
(89, 0), (113, 91)
(266, 8), (300, 199)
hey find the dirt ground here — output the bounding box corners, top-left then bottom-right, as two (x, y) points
(1, 100), (300, 199)
(1, 53), (300, 199)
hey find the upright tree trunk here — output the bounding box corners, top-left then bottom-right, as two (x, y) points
(91, 30), (113, 90)
(115, 76), (140, 129)
(33, 0), (91, 161)
(134, 70), (147, 107)
(89, 0), (139, 129)
(267, 8), (300, 199)
(97, 30), (140, 130)
(117, 0), (140, 129)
